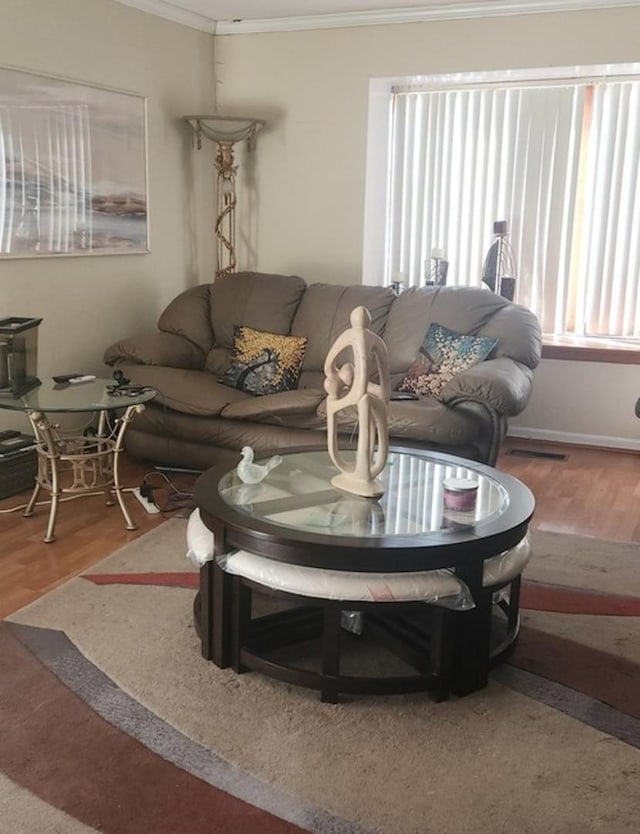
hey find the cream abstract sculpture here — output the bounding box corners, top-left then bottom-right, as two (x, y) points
(323, 306), (390, 498)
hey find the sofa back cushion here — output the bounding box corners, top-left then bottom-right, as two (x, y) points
(384, 285), (541, 387)
(291, 283), (395, 388)
(205, 272), (307, 376)
(382, 287), (439, 376)
(158, 284), (216, 355)
(424, 286), (541, 367)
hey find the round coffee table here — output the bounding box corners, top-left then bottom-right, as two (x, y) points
(0, 378), (156, 542)
(194, 446), (535, 699)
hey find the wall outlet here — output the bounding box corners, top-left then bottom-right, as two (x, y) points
(132, 487), (160, 514)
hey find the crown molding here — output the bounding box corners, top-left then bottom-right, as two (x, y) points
(216, 1), (640, 34)
(111, 0), (216, 33)
(112, 1), (640, 36)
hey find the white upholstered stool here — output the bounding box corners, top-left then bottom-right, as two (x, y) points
(187, 509), (530, 594)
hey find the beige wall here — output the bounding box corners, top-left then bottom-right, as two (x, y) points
(1, 0), (215, 432)
(214, 7), (640, 449)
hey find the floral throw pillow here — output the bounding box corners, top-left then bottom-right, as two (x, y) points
(219, 325), (308, 396)
(397, 323), (498, 399)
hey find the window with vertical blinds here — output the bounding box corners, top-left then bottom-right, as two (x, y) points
(369, 66), (640, 341)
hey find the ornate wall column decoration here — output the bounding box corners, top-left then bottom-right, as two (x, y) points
(184, 115), (265, 280)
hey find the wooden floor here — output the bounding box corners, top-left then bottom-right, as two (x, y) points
(1, 438), (639, 620)
(498, 437), (640, 542)
(0, 456), (198, 620)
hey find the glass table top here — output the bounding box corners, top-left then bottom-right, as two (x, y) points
(0, 378), (157, 413)
(217, 449), (510, 540)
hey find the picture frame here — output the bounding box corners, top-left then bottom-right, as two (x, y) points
(0, 64), (149, 258)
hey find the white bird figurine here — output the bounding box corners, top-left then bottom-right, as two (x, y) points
(236, 446), (283, 484)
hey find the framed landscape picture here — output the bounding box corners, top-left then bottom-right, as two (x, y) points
(0, 65), (148, 258)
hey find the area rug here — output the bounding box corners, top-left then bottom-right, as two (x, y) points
(1, 521), (638, 834)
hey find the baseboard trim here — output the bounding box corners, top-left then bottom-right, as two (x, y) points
(507, 427), (640, 452)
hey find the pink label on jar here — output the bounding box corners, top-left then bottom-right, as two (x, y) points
(443, 478), (478, 512)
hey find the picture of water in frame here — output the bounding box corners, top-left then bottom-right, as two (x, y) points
(0, 65), (148, 258)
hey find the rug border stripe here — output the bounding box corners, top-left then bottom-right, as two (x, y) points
(496, 665), (640, 749)
(8, 622), (372, 834)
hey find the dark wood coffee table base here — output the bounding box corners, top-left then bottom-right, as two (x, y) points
(236, 582), (456, 704)
(193, 572), (523, 703)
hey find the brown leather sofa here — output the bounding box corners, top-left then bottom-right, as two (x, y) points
(103, 272), (542, 470)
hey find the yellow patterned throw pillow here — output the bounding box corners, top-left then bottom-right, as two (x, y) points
(219, 326), (308, 396)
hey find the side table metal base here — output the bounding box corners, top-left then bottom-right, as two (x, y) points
(24, 404), (145, 543)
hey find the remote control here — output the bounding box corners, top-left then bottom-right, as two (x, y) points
(68, 375), (96, 384)
(53, 374), (83, 383)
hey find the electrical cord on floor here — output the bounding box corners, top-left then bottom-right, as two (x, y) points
(0, 476), (195, 517)
(139, 470), (195, 518)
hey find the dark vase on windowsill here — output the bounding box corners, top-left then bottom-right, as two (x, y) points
(498, 276), (516, 301)
(482, 221), (517, 301)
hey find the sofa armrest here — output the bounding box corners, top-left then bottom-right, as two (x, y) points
(103, 332), (205, 370)
(439, 356), (533, 416)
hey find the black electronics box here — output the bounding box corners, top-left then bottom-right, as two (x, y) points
(0, 433), (37, 500)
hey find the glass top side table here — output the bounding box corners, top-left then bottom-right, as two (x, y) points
(0, 378), (156, 542)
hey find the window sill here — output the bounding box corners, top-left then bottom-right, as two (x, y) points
(542, 336), (640, 364)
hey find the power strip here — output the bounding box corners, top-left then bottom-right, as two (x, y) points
(132, 487), (161, 514)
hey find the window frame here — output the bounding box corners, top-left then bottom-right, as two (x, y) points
(362, 63), (640, 360)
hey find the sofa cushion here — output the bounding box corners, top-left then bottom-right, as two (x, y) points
(104, 332), (205, 370)
(382, 287), (439, 374)
(119, 366), (250, 416)
(221, 388), (325, 421)
(424, 285), (511, 333)
(397, 324), (498, 399)
(158, 284), (215, 355)
(219, 326), (308, 396)
(209, 272), (307, 350)
(130, 404), (327, 454)
(317, 396), (483, 446)
(387, 398), (491, 445)
(292, 284), (395, 379)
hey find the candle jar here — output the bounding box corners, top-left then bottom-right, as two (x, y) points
(442, 477), (478, 512)
(441, 477), (479, 530)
